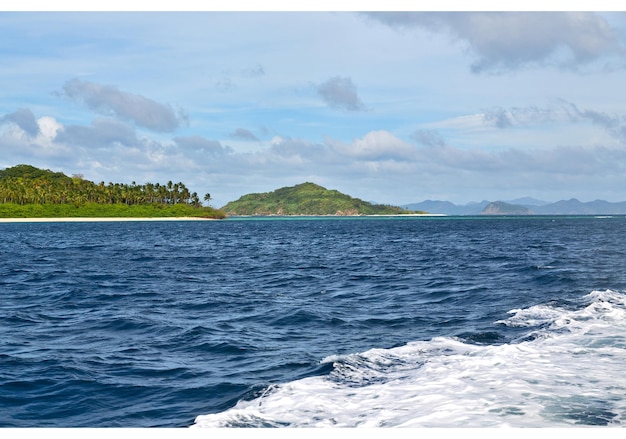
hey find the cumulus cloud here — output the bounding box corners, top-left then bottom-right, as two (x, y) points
(316, 76), (366, 111)
(254, 133), (420, 171)
(37, 116), (63, 142)
(0, 115), (70, 165)
(1, 108), (40, 137)
(328, 130), (417, 160)
(364, 12), (624, 72)
(172, 136), (233, 156)
(230, 128), (259, 141)
(61, 79), (186, 132)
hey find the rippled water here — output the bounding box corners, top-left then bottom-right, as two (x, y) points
(1, 216), (626, 427)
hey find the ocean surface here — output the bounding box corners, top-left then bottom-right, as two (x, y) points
(1, 215), (626, 428)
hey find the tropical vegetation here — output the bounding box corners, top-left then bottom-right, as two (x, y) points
(221, 182), (422, 216)
(0, 164), (225, 218)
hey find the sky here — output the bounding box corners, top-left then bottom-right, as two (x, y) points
(2, 3), (626, 207)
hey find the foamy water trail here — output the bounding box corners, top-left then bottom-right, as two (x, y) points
(193, 290), (626, 427)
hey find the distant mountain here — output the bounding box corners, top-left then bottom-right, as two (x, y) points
(221, 182), (416, 216)
(531, 199), (626, 215)
(403, 197), (626, 215)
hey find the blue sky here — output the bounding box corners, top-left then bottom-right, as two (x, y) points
(2, 5), (626, 206)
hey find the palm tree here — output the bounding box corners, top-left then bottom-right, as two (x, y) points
(204, 193), (212, 206)
(189, 192), (197, 207)
(166, 181), (173, 204)
(180, 184), (191, 205)
(144, 182), (155, 203)
(158, 184), (168, 205)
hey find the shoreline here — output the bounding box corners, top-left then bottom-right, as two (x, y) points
(226, 213), (446, 218)
(0, 217), (219, 223)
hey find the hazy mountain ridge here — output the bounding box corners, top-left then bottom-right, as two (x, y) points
(403, 198), (626, 215)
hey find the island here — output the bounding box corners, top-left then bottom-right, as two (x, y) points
(0, 164), (226, 219)
(221, 182), (423, 216)
(481, 201), (531, 215)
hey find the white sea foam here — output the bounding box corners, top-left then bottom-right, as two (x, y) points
(193, 290), (626, 428)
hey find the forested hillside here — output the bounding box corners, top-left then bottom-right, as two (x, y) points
(221, 182), (418, 216)
(0, 164), (225, 218)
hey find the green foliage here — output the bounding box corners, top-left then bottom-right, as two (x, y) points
(0, 164), (71, 182)
(221, 182), (416, 216)
(0, 164), (226, 219)
(0, 203), (226, 219)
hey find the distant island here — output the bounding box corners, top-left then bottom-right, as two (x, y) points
(481, 201), (532, 215)
(0, 164), (226, 219)
(404, 198), (626, 215)
(221, 182), (421, 216)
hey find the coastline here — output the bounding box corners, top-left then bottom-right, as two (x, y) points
(0, 214), (452, 223)
(0, 217), (218, 223)
(226, 213), (445, 218)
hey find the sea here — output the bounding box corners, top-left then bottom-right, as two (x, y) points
(1, 215), (626, 429)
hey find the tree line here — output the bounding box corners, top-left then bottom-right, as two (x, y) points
(0, 164), (212, 208)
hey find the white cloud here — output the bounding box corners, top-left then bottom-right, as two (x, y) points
(1, 115), (71, 166)
(37, 116), (62, 141)
(328, 130), (417, 160)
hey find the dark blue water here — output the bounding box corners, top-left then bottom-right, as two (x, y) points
(1, 216), (626, 427)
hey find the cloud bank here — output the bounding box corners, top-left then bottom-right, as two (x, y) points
(481, 99), (626, 143)
(3, 103), (626, 206)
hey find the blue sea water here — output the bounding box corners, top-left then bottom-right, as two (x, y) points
(1, 216), (626, 428)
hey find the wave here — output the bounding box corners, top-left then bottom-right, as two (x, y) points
(192, 289), (626, 427)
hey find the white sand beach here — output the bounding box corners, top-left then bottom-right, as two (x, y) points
(0, 217), (218, 223)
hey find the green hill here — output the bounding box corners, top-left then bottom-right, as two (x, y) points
(221, 182), (419, 216)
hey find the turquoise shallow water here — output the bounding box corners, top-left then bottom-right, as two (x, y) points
(1, 216), (626, 427)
